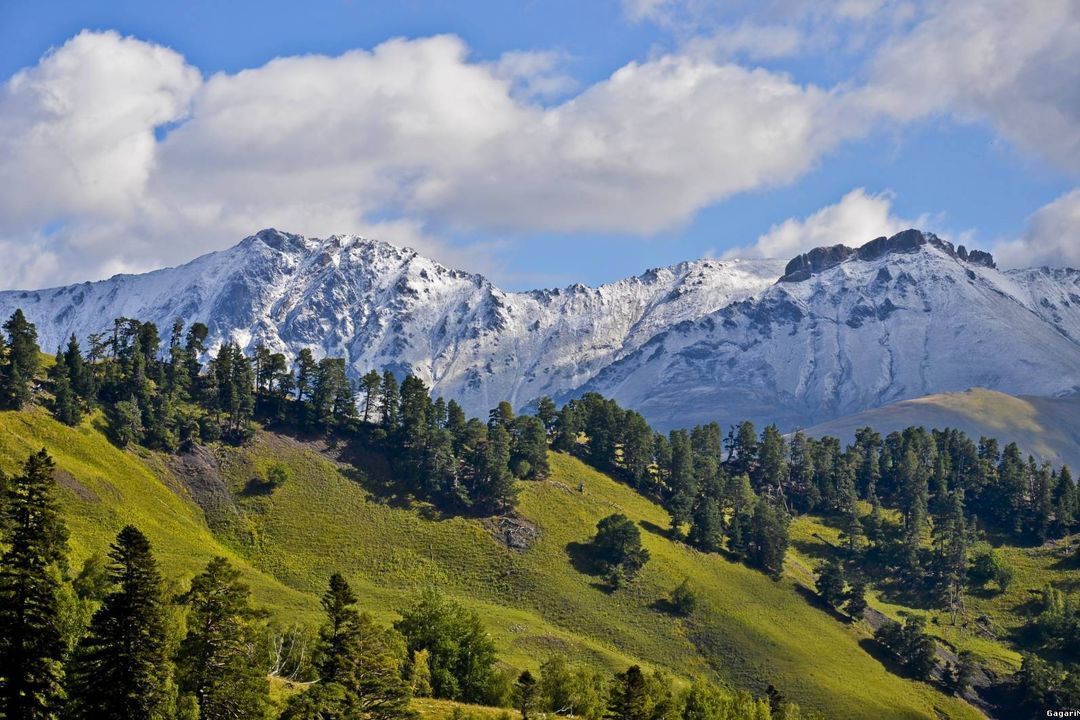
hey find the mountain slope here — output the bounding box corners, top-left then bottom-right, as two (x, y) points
(2, 228), (1078, 431)
(0, 407), (981, 719)
(0, 229), (782, 418)
(578, 232), (1080, 428)
(802, 388), (1080, 469)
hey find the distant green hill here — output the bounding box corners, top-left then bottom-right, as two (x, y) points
(0, 407), (982, 719)
(803, 388), (1080, 470)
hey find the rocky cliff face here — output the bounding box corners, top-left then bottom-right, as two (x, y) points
(2, 229), (1077, 430)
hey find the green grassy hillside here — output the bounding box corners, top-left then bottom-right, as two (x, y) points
(804, 388), (1080, 470)
(0, 408), (983, 719)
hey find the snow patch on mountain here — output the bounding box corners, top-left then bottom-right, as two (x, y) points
(2, 228), (1078, 430)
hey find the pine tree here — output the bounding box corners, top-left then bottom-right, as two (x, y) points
(514, 670), (538, 720)
(536, 396), (558, 439)
(285, 573), (412, 720)
(1053, 466), (1076, 553)
(66, 526), (174, 720)
(49, 351), (82, 426)
(605, 665), (648, 720)
(846, 576), (869, 619)
(472, 424), (517, 514)
(816, 558), (846, 608)
(63, 334), (93, 401)
(748, 499), (789, 579)
(667, 430), (697, 532)
(380, 371), (400, 433)
(360, 369), (382, 424)
(0, 449), (69, 720)
(2, 309), (40, 408)
(899, 447), (928, 576)
(755, 424), (789, 503)
(688, 496), (723, 553)
(176, 557), (269, 720)
(508, 415), (549, 479)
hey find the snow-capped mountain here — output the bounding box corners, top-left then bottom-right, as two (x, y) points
(2, 228), (1078, 430)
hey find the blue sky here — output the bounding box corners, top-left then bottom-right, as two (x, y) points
(0, 0), (1077, 289)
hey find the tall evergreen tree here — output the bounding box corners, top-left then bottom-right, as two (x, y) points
(379, 371), (399, 433)
(284, 573), (412, 720)
(360, 369), (382, 424)
(0, 449), (69, 720)
(748, 499), (789, 579)
(176, 557), (269, 720)
(605, 665), (648, 720)
(48, 351), (82, 426)
(2, 309), (40, 408)
(66, 526), (174, 720)
(1053, 466), (1076, 553)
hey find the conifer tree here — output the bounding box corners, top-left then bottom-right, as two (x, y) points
(2, 309), (40, 408)
(898, 447), (928, 575)
(380, 370), (399, 433)
(49, 351), (82, 426)
(63, 334), (93, 401)
(285, 573), (412, 720)
(514, 670), (538, 720)
(360, 369), (382, 424)
(510, 415), (549, 479)
(748, 499), (789, 579)
(0, 449), (69, 720)
(535, 396), (558, 439)
(605, 665), (648, 720)
(66, 526), (174, 720)
(176, 557), (269, 720)
(816, 558), (846, 608)
(1053, 466), (1076, 553)
(689, 496), (723, 553)
(472, 424), (516, 513)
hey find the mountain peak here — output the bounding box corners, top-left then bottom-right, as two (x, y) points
(779, 229), (996, 282)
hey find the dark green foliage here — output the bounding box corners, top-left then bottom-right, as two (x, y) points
(66, 526), (174, 720)
(0, 449), (69, 720)
(591, 513), (650, 587)
(394, 587), (499, 705)
(748, 500), (789, 579)
(845, 577), (868, 619)
(49, 350), (83, 426)
(1031, 585), (1080, 660)
(1017, 653), (1080, 709)
(669, 579), (697, 617)
(537, 655), (607, 720)
(107, 396), (145, 447)
(514, 670), (538, 720)
(967, 545), (1013, 594)
(873, 616), (936, 680)
(283, 573), (413, 720)
(1, 309), (40, 407)
(176, 557), (269, 720)
(604, 665), (648, 720)
(815, 558), (846, 609)
(510, 415), (549, 479)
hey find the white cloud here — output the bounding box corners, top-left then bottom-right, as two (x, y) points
(0, 30), (866, 288)
(493, 50), (578, 102)
(992, 189), (1080, 269)
(721, 188), (919, 259)
(862, 0), (1080, 171)
(0, 31), (199, 228)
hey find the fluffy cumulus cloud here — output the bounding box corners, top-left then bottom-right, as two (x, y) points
(993, 190), (1080, 270)
(0, 30), (863, 288)
(0, 32), (199, 228)
(863, 0), (1080, 172)
(721, 188), (919, 260)
(2, 2), (1080, 289)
